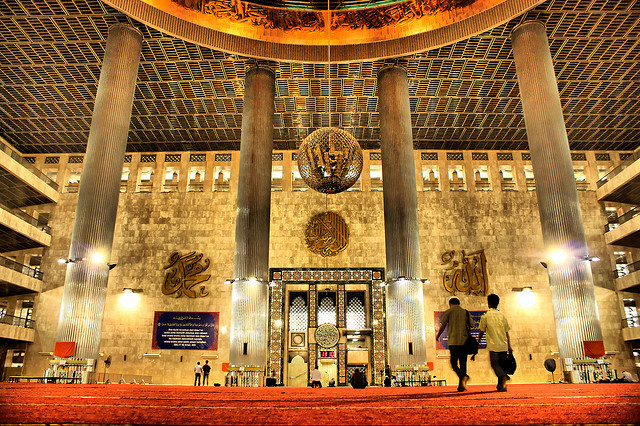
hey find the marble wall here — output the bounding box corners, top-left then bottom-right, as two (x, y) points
(18, 149), (636, 385)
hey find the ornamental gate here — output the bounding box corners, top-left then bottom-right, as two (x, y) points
(268, 268), (387, 387)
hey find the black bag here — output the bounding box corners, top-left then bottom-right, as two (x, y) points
(464, 310), (479, 359)
(464, 334), (479, 357)
(501, 351), (517, 375)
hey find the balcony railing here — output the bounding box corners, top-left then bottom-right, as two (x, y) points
(597, 150), (640, 188)
(0, 255), (43, 280)
(613, 260), (640, 278)
(0, 140), (59, 190)
(605, 207), (640, 232)
(0, 202), (51, 234)
(423, 180), (439, 191)
(475, 180), (491, 191)
(501, 180), (517, 191)
(575, 181), (590, 191)
(621, 315), (640, 329)
(0, 312), (35, 329)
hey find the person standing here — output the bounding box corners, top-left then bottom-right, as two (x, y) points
(436, 297), (475, 391)
(477, 293), (512, 391)
(194, 361), (202, 386)
(310, 365), (322, 388)
(202, 360), (211, 385)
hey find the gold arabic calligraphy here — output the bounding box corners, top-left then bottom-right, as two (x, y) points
(305, 212), (348, 257)
(170, 0), (474, 33)
(441, 249), (488, 296)
(163, 252), (211, 298)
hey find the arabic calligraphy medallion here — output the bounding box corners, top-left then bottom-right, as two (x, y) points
(163, 251), (212, 298)
(305, 212), (349, 257)
(441, 249), (488, 296)
(315, 324), (340, 348)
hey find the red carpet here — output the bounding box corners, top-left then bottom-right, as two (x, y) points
(0, 382), (639, 425)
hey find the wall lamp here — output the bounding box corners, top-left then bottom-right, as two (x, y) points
(541, 255), (600, 269)
(122, 288), (143, 294)
(224, 277), (276, 287)
(512, 286), (533, 292)
(58, 256), (117, 270)
(58, 257), (84, 264)
(379, 277), (430, 287)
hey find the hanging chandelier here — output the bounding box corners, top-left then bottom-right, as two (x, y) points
(297, 2), (363, 194)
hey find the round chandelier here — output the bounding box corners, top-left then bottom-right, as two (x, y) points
(298, 127), (363, 194)
(296, 1), (363, 194)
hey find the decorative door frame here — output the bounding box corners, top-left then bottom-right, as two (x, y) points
(268, 267), (386, 386)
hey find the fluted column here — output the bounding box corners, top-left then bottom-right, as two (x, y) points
(511, 21), (603, 362)
(377, 66), (427, 368)
(229, 67), (275, 367)
(56, 24), (142, 360)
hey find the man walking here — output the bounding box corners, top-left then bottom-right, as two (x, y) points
(478, 293), (512, 391)
(436, 297), (475, 391)
(202, 360), (211, 385)
(194, 361), (202, 386)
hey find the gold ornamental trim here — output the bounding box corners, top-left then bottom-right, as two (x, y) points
(106, 0), (545, 61)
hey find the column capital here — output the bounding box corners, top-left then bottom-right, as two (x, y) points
(377, 62), (408, 78)
(511, 20), (546, 38)
(108, 23), (143, 40)
(245, 62), (277, 77)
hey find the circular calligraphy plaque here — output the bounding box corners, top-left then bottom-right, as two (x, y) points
(305, 211), (349, 257)
(315, 323), (340, 348)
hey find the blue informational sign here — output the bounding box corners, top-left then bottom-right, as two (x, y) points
(152, 311), (219, 350)
(435, 310), (487, 350)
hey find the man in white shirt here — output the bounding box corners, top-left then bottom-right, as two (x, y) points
(194, 361), (202, 386)
(478, 293), (512, 391)
(310, 365), (322, 388)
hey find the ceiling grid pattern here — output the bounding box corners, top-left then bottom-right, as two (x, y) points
(0, 0), (638, 153)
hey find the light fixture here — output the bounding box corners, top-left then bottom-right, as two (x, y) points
(58, 257), (84, 264)
(142, 353), (161, 358)
(201, 354), (219, 359)
(122, 288), (143, 294)
(224, 278), (275, 287)
(91, 253), (104, 264)
(513, 286), (535, 308)
(296, 1), (362, 194)
(380, 277), (431, 286)
(549, 250), (567, 264)
(584, 255), (600, 262)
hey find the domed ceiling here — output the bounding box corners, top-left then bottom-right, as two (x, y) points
(105, 0), (545, 61)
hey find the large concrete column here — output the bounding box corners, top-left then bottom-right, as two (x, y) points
(56, 24), (142, 360)
(377, 66), (427, 368)
(229, 67), (275, 368)
(511, 21), (603, 362)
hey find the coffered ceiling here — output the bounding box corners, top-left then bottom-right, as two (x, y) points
(0, 0), (638, 154)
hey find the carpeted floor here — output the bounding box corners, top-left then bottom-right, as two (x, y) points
(0, 382), (639, 425)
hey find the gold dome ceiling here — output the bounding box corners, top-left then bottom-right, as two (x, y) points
(105, 0), (546, 61)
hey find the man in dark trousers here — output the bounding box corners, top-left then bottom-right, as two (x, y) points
(202, 360), (211, 385)
(478, 293), (512, 391)
(436, 297), (475, 391)
(194, 361), (202, 386)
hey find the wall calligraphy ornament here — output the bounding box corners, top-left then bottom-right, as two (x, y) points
(305, 211), (349, 257)
(315, 323), (340, 348)
(171, 0), (475, 33)
(163, 251), (212, 298)
(441, 249), (488, 296)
